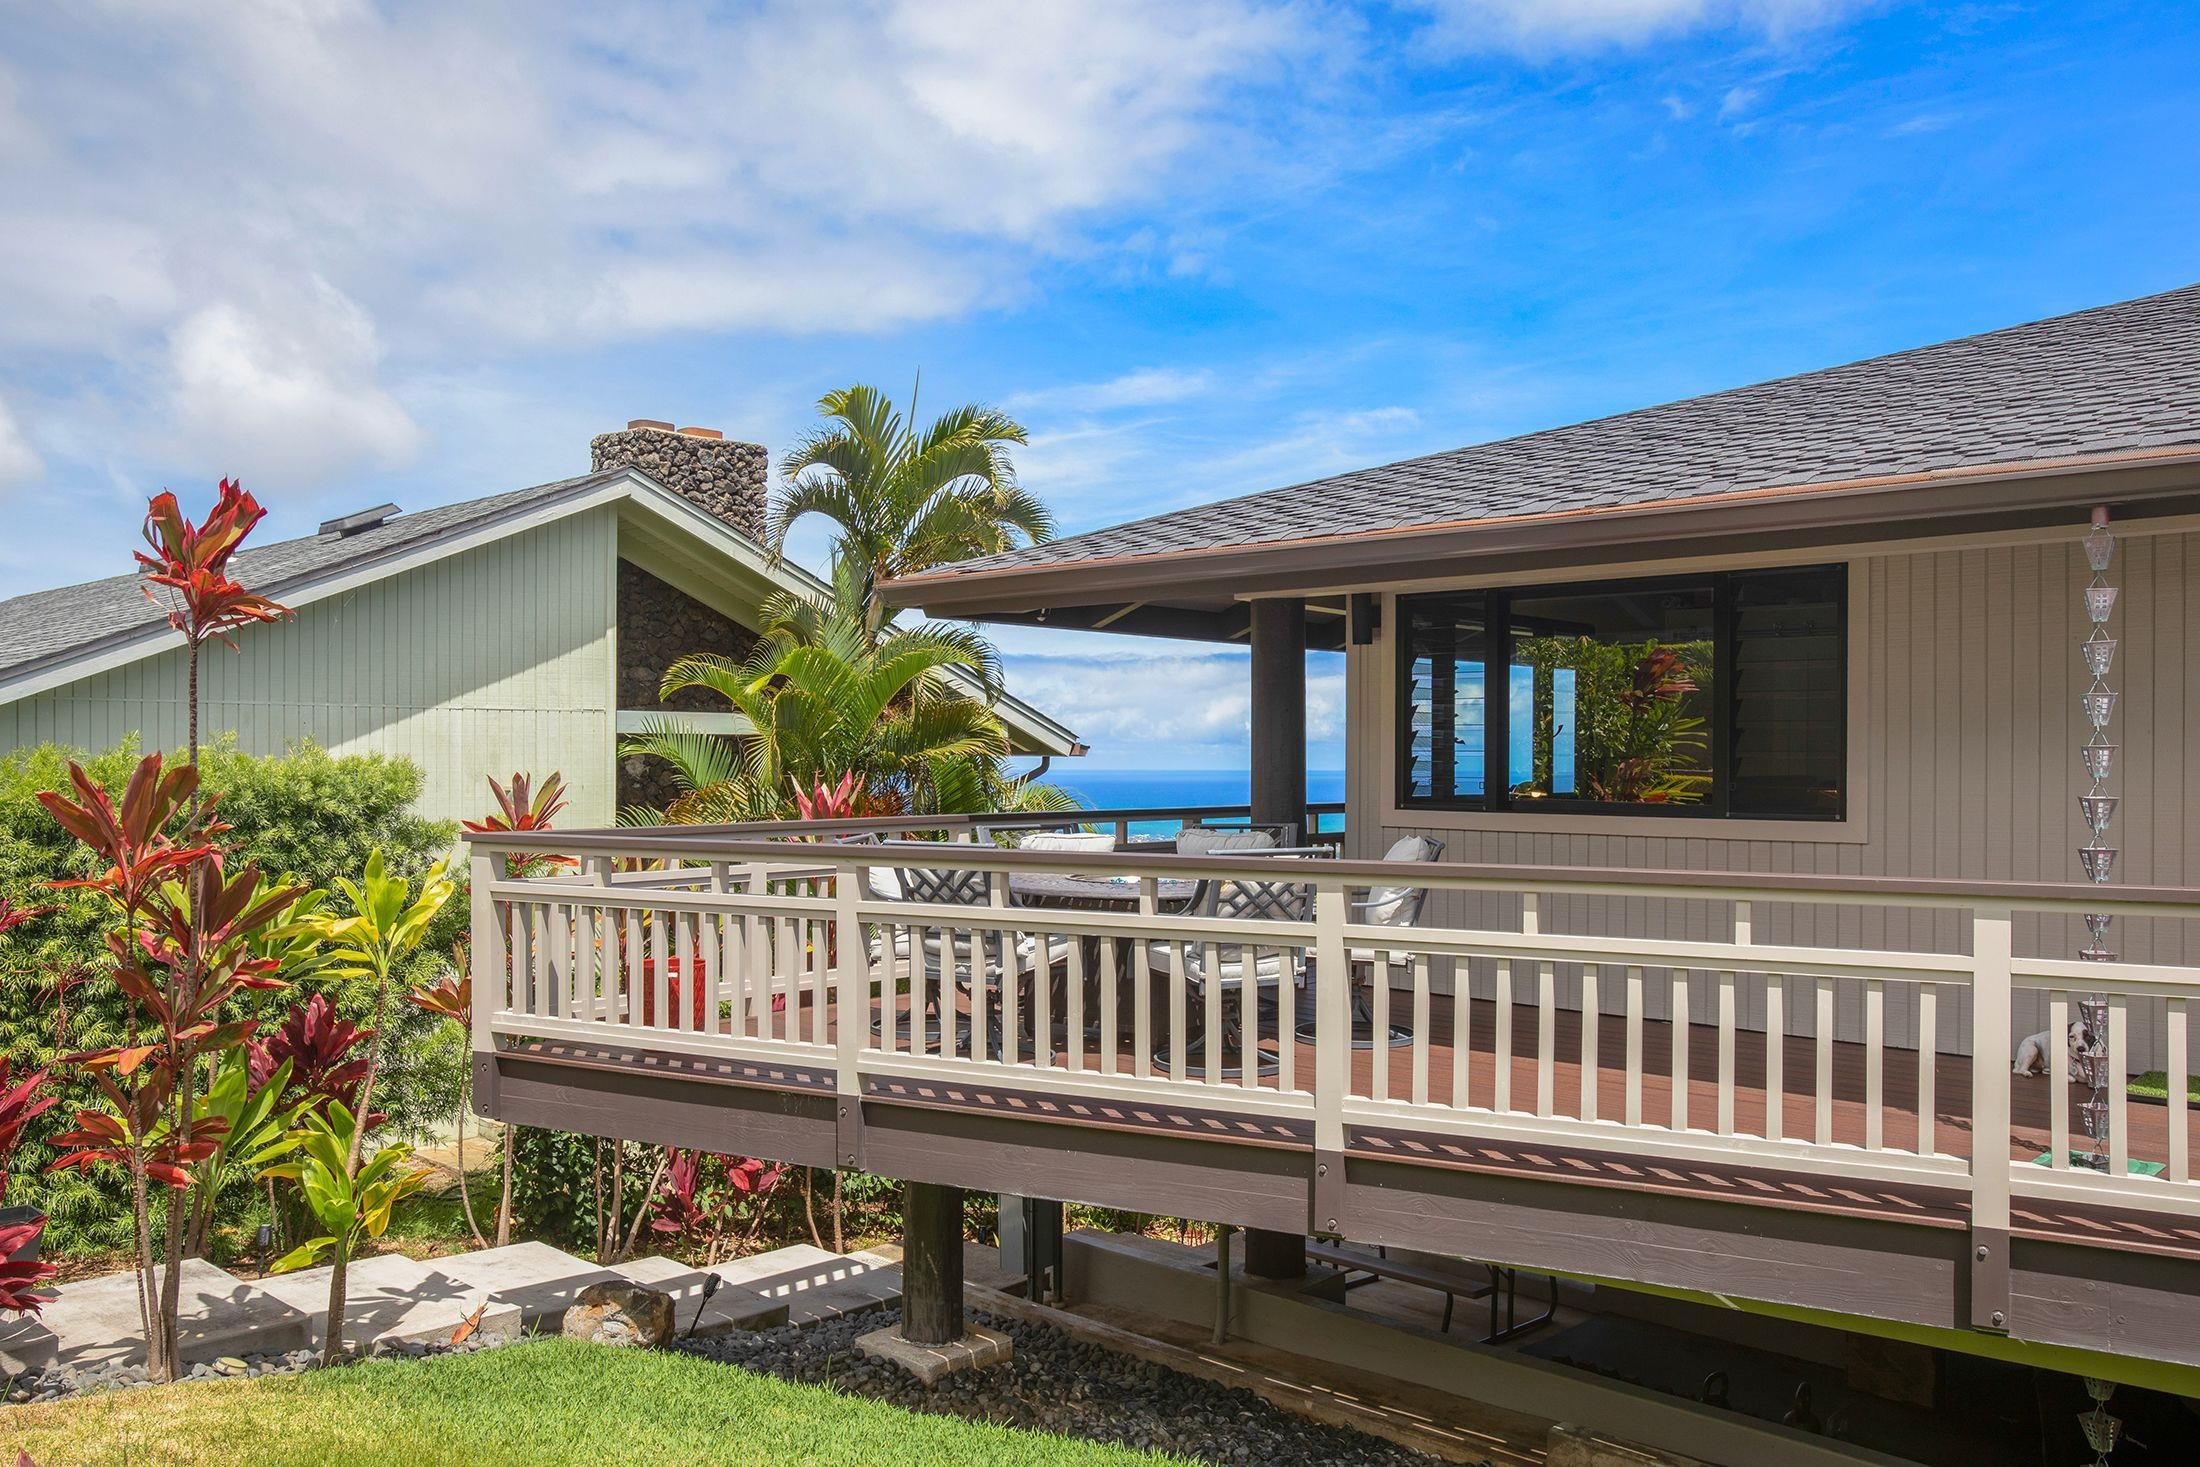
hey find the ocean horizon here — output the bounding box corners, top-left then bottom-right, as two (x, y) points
(1040, 767), (1346, 836)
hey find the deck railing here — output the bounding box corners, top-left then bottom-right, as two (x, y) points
(467, 810), (2200, 1234)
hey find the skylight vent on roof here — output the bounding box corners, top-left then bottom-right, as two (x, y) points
(319, 503), (401, 537)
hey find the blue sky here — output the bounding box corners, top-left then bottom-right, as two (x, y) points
(2, 2), (2196, 771)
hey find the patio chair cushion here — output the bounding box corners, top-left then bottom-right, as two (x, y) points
(1361, 835), (1439, 926)
(1145, 939), (1301, 989)
(1017, 831), (1117, 853)
(1176, 828), (1277, 856)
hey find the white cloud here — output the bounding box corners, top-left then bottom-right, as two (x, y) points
(1012, 367), (1218, 413)
(0, 0), (1317, 491)
(1000, 646), (1346, 763)
(0, 395), (43, 492)
(1410, 0), (1865, 53)
(162, 282), (422, 488)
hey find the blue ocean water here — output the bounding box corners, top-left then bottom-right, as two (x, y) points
(1045, 768), (1346, 838)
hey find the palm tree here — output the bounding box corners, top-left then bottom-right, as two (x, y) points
(770, 383), (1053, 604)
(620, 558), (1021, 823)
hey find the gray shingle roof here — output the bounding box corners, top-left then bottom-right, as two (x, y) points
(916, 283), (2200, 578)
(0, 471), (623, 683)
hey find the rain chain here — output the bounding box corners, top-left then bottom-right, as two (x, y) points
(2076, 509), (2122, 1467)
(2076, 509), (2118, 1172)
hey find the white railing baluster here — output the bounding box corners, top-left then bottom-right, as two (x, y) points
(1624, 965), (1644, 1127)
(1099, 935), (1120, 1077)
(1717, 968), (1737, 1137)
(1863, 978), (1883, 1151)
(1372, 956), (1391, 1102)
(1670, 969), (1690, 1133)
(2169, 998), (2189, 1184)
(1066, 937), (1086, 1074)
(622, 906), (641, 1028)
(1449, 955), (1470, 1110)
(649, 909), (668, 1032)
(1203, 941), (1223, 1088)
(1764, 974), (1785, 1143)
(1412, 954), (1431, 1107)
(1916, 984), (1936, 1157)
(673, 905), (692, 1034)
(1814, 977), (1835, 1147)
(1276, 947), (1296, 1094)
(1580, 965), (1600, 1123)
(1133, 936), (1154, 1080)
(1168, 940), (1189, 1084)
(1494, 957), (1513, 1113)
(1238, 949), (1258, 1092)
(2108, 993), (2130, 1177)
(1528, 894), (1553, 1118)
(2049, 989), (2069, 1169)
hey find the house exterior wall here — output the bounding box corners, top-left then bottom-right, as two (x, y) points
(1345, 522), (2200, 1067)
(0, 508), (619, 829)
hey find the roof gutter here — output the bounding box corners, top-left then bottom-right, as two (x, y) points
(877, 445), (2200, 616)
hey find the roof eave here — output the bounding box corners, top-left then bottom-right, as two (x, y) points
(879, 446), (2200, 617)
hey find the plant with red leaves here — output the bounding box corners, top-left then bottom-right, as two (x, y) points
(462, 772), (574, 877)
(791, 770), (870, 822)
(0, 1061), (59, 1314)
(648, 1150), (786, 1264)
(249, 992), (375, 1115)
(36, 753), (301, 1380)
(135, 481), (291, 773)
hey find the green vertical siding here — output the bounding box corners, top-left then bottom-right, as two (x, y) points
(0, 508), (619, 827)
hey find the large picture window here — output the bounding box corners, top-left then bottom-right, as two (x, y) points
(1398, 565), (1846, 820)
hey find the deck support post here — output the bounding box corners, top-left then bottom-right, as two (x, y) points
(901, 1181), (966, 1345)
(1247, 596), (1311, 1279)
(1967, 906), (2015, 1333)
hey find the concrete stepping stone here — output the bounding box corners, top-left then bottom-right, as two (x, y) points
(611, 1255), (788, 1336)
(437, 1241), (623, 1330)
(0, 1258), (308, 1375)
(708, 1244), (902, 1327)
(252, 1253), (521, 1353)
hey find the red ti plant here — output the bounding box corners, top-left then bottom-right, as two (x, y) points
(462, 772), (574, 878)
(37, 755), (302, 1381)
(649, 1151), (786, 1264)
(0, 1061), (60, 1314)
(134, 481), (291, 775)
(248, 992), (376, 1117)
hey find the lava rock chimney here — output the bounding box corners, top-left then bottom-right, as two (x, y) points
(591, 419), (770, 543)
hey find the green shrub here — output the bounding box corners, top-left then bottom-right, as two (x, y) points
(0, 737), (464, 1257)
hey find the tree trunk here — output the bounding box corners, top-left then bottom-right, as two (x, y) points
(831, 1170), (843, 1254)
(320, 1229), (350, 1367)
(900, 1182), (964, 1345)
(802, 1168), (822, 1248)
(496, 1126), (515, 1247)
(614, 1149), (669, 1264)
(452, 1104), (486, 1249)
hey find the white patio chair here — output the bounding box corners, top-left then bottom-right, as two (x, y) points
(865, 856), (1021, 1056)
(1148, 856), (1321, 1078)
(1298, 834), (1444, 1048)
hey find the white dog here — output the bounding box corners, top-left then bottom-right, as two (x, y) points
(2013, 1020), (2092, 1076)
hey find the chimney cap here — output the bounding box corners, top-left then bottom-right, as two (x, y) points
(677, 426), (723, 440)
(626, 418), (675, 432)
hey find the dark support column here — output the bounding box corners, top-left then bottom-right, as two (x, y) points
(1246, 597), (1309, 1281)
(901, 1181), (965, 1344)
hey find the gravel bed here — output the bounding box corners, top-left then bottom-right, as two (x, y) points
(679, 1304), (1457, 1466)
(5, 1331), (514, 1405)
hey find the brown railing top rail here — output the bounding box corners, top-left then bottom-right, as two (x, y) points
(468, 813), (2200, 914)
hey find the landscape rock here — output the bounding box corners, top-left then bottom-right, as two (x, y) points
(562, 1280), (675, 1349)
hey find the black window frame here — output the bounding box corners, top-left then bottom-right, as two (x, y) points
(1394, 565), (1848, 822)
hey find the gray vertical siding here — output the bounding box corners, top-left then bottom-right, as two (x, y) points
(0, 508), (619, 828)
(1347, 529), (2200, 1066)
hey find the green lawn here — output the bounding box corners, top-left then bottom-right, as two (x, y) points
(6, 1339), (1190, 1466)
